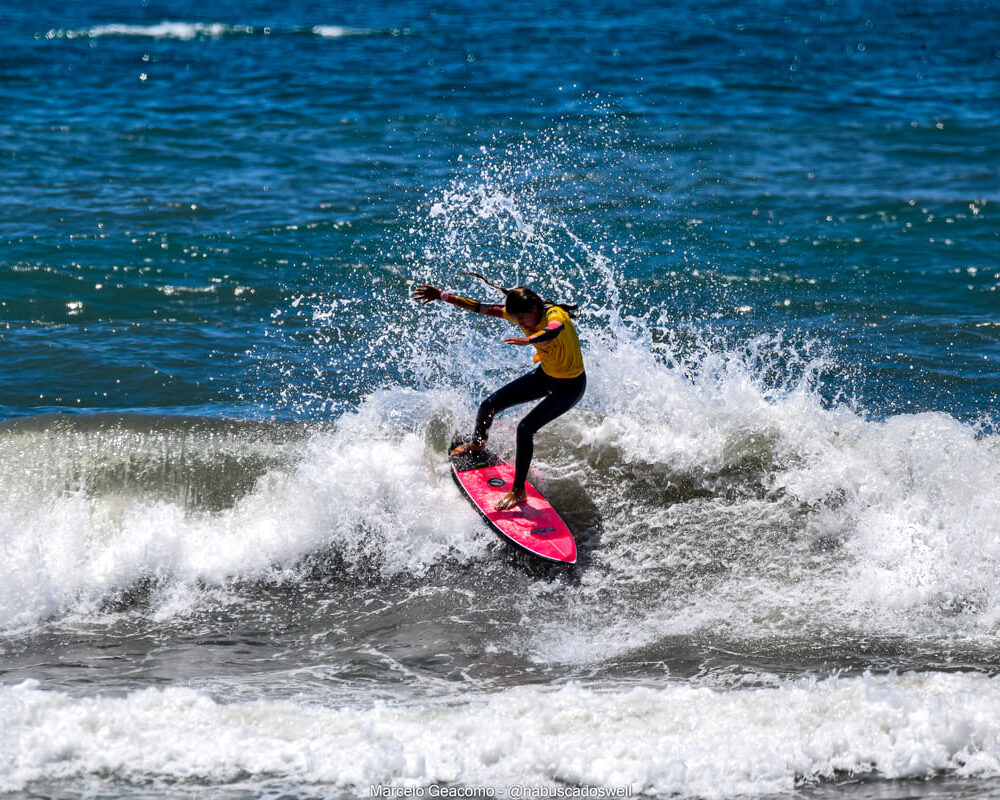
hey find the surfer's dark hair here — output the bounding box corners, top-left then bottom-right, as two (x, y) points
(462, 271), (579, 318)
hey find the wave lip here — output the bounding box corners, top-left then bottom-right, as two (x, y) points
(3, 672), (1000, 796)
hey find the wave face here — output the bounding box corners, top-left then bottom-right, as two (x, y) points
(0, 409), (486, 632)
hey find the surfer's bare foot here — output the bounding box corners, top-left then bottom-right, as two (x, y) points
(450, 439), (486, 457)
(495, 487), (527, 511)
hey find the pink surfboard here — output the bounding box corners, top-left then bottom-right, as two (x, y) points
(450, 445), (577, 564)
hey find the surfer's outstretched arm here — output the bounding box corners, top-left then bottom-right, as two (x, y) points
(411, 284), (504, 317)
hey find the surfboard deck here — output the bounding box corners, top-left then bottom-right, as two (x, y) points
(449, 441), (577, 564)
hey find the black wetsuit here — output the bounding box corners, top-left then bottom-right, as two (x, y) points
(473, 368), (587, 492)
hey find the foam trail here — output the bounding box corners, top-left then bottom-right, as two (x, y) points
(4, 672), (1000, 796)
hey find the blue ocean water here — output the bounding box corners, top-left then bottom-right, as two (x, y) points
(2, 1), (1000, 798)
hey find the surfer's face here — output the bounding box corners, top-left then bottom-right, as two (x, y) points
(511, 309), (542, 329)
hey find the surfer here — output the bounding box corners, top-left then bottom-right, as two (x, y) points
(412, 274), (586, 510)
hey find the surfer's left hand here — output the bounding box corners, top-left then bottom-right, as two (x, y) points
(503, 336), (532, 346)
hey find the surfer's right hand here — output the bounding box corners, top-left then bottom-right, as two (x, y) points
(412, 284), (441, 304)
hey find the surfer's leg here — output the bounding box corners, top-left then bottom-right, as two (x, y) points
(472, 368), (549, 444)
(511, 372), (586, 491)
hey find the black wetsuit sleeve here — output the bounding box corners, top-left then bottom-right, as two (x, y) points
(528, 320), (564, 344)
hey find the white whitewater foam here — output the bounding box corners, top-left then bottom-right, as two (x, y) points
(778, 410), (1000, 616)
(3, 671), (1000, 796)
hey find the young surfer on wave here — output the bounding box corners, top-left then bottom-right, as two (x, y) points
(412, 273), (586, 511)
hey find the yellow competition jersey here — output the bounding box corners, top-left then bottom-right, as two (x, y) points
(505, 305), (585, 379)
